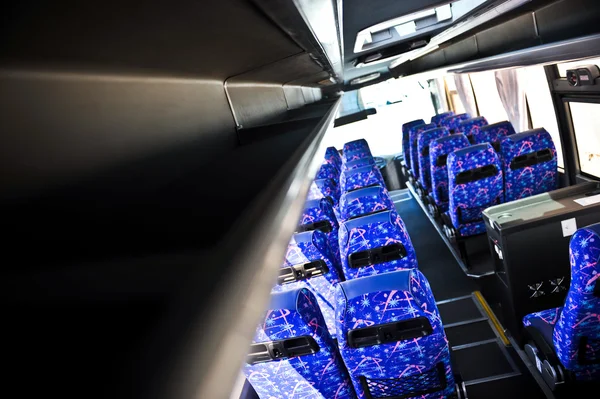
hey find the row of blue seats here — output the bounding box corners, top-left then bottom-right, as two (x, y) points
(243, 139), (458, 399)
(402, 112), (558, 238)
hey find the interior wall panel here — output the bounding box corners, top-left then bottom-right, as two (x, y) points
(0, 69), (237, 195)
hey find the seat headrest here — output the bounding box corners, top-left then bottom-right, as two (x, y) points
(268, 287), (306, 311)
(432, 133), (470, 146)
(480, 121), (515, 136)
(402, 119), (425, 133)
(338, 269), (414, 299)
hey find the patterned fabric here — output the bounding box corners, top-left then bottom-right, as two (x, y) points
(447, 143), (503, 237)
(341, 165), (385, 193)
(429, 134), (470, 213)
(339, 210), (417, 280)
(501, 128), (558, 203)
(474, 121), (515, 151)
(402, 119), (425, 169)
(325, 146), (343, 172)
(410, 123), (436, 179)
(301, 198), (341, 263)
(439, 113), (470, 133)
(336, 270), (455, 399)
(317, 163), (340, 185)
(307, 178), (340, 205)
(522, 224), (600, 381)
(339, 185), (395, 223)
(417, 127), (450, 192)
(344, 139), (370, 154)
(272, 230), (344, 336)
(343, 156), (375, 172)
(431, 111), (454, 126)
(244, 288), (356, 399)
(457, 117), (488, 140)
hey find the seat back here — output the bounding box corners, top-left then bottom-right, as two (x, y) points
(272, 230), (344, 336)
(340, 165), (385, 193)
(440, 113), (470, 133)
(473, 121), (515, 152)
(501, 128), (558, 203)
(418, 127), (450, 192)
(316, 163), (340, 185)
(307, 178), (340, 205)
(344, 138), (369, 154)
(429, 134), (471, 211)
(339, 210), (417, 279)
(325, 146), (343, 171)
(336, 270), (454, 399)
(553, 223), (600, 379)
(410, 123), (437, 178)
(339, 185), (395, 222)
(458, 116), (488, 141)
(300, 198), (340, 261)
(431, 111), (454, 126)
(244, 288), (356, 399)
(402, 119), (425, 169)
(448, 143), (503, 237)
(343, 156), (375, 171)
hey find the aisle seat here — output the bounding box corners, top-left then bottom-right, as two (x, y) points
(244, 288), (356, 399)
(417, 127), (450, 194)
(402, 119), (425, 170)
(272, 230), (344, 336)
(307, 178), (340, 206)
(473, 121), (515, 151)
(440, 113), (470, 133)
(339, 210), (417, 279)
(344, 138), (370, 154)
(458, 116), (488, 141)
(316, 163), (340, 185)
(343, 156), (375, 171)
(447, 143), (503, 237)
(523, 223), (600, 387)
(300, 198), (340, 262)
(341, 165), (385, 193)
(429, 134), (471, 215)
(410, 123), (436, 179)
(431, 111), (454, 126)
(501, 128), (558, 203)
(336, 270), (455, 399)
(339, 185), (395, 222)
(325, 146), (343, 172)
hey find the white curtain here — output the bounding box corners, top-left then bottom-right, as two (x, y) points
(495, 69), (528, 133)
(454, 74), (478, 117)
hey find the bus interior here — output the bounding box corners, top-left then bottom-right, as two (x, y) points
(3, 1), (600, 398)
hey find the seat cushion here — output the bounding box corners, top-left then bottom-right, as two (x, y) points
(523, 307), (562, 349)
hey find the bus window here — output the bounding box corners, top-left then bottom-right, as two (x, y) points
(557, 57), (600, 77)
(444, 76), (466, 114)
(568, 102), (600, 178)
(469, 71), (510, 123)
(519, 66), (564, 168)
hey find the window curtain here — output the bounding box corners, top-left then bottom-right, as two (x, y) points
(495, 69), (528, 133)
(453, 74), (478, 117)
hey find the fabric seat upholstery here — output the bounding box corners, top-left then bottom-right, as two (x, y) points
(402, 120), (425, 171)
(325, 146), (343, 172)
(429, 134), (471, 213)
(457, 116), (488, 141)
(410, 123), (436, 179)
(431, 111), (454, 126)
(447, 143), (503, 237)
(341, 165), (386, 193)
(473, 121), (515, 152)
(339, 185), (395, 222)
(343, 156), (376, 172)
(317, 163), (340, 185)
(440, 113), (470, 133)
(301, 198), (341, 262)
(417, 127), (450, 193)
(244, 288), (356, 399)
(336, 270), (455, 399)
(307, 178), (340, 206)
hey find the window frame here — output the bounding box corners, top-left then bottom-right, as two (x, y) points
(562, 96), (600, 180)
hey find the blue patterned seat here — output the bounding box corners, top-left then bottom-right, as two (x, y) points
(340, 165), (385, 193)
(457, 116), (488, 141)
(339, 185), (395, 223)
(307, 178), (340, 206)
(343, 140), (372, 163)
(336, 270), (455, 399)
(440, 113), (470, 133)
(402, 119), (425, 170)
(301, 198), (341, 263)
(431, 111), (454, 126)
(429, 134), (471, 214)
(501, 128), (558, 203)
(523, 223), (600, 382)
(409, 123), (436, 179)
(325, 146), (343, 172)
(447, 143), (503, 237)
(417, 127), (450, 193)
(473, 121), (515, 152)
(244, 288), (357, 399)
(316, 163), (340, 185)
(344, 139), (370, 154)
(338, 210), (417, 280)
(343, 156), (376, 172)
(272, 230), (344, 336)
